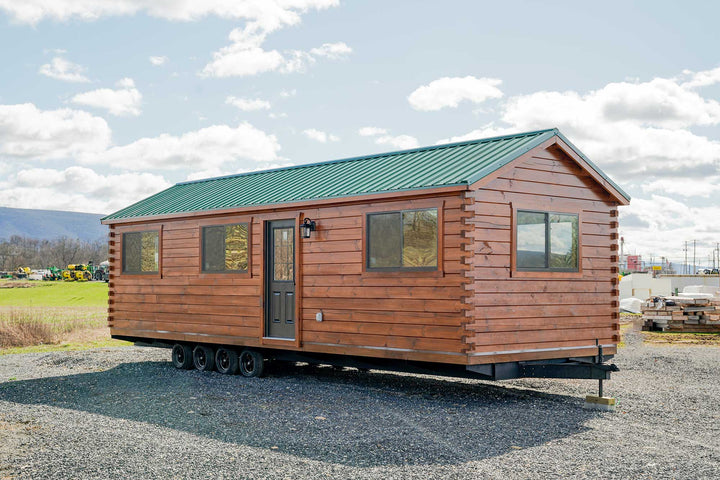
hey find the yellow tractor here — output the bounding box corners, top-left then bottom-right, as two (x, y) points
(62, 264), (92, 282)
(13, 267), (31, 279)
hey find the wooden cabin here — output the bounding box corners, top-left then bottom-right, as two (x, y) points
(102, 128), (630, 380)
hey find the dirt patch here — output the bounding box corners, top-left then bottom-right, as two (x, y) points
(64, 327), (112, 345)
(641, 331), (720, 346)
(0, 282), (40, 289)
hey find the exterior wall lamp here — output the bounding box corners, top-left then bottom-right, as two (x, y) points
(300, 218), (316, 238)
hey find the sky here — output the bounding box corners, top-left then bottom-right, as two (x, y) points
(0, 0), (719, 267)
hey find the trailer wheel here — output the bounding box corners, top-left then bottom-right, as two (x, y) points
(215, 348), (239, 375)
(171, 344), (193, 370)
(193, 345), (215, 372)
(238, 349), (265, 377)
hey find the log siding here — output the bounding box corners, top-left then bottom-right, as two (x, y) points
(464, 144), (620, 364)
(106, 136), (625, 367)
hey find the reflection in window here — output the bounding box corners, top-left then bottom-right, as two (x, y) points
(516, 210), (578, 271)
(273, 227), (294, 281)
(367, 208), (438, 270)
(202, 223), (249, 272)
(123, 231), (159, 274)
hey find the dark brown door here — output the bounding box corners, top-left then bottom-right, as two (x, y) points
(265, 220), (295, 339)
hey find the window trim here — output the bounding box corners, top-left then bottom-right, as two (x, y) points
(363, 201), (443, 275)
(120, 228), (162, 276)
(511, 205), (583, 278)
(197, 216), (253, 278)
(201, 222), (251, 274)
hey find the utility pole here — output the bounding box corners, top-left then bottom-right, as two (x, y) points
(693, 239), (696, 275)
(684, 241), (688, 275)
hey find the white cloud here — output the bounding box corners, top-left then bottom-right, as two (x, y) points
(408, 76), (503, 111)
(149, 55), (168, 66)
(71, 78), (142, 116)
(303, 128), (339, 143)
(0, 0), (339, 25)
(38, 56), (90, 83)
(619, 195), (720, 262)
(225, 96), (271, 111)
(269, 112), (288, 119)
(681, 66), (720, 89)
(358, 126), (387, 136)
(357, 126), (418, 149)
(0, 103), (110, 160)
(279, 89), (297, 98)
(435, 125), (517, 145)
(2, 166), (170, 214)
(640, 177), (719, 198)
(441, 67), (720, 179)
(86, 122), (281, 171)
(375, 135), (419, 150)
(200, 6), (350, 78)
(309, 42), (352, 59)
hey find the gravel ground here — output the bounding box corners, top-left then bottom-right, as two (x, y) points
(0, 331), (719, 479)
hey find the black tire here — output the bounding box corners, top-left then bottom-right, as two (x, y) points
(171, 344), (193, 370)
(193, 345), (215, 372)
(215, 348), (239, 375)
(239, 349), (265, 377)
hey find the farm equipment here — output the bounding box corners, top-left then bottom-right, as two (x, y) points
(42, 267), (63, 281)
(13, 267), (31, 279)
(93, 261), (110, 282)
(62, 264), (92, 282)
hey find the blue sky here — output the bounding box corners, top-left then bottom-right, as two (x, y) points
(0, 1), (719, 265)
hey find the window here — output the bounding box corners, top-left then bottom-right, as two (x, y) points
(516, 210), (579, 271)
(367, 208), (438, 271)
(202, 223), (249, 272)
(122, 231), (159, 274)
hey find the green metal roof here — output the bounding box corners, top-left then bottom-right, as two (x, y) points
(103, 128), (629, 222)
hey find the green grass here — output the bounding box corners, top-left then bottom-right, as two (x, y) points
(0, 280), (119, 354)
(0, 280), (108, 307)
(1, 338), (131, 356)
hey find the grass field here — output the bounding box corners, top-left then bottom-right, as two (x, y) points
(0, 279), (130, 354)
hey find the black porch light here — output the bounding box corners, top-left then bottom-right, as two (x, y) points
(300, 218), (316, 238)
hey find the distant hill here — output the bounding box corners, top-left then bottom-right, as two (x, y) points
(0, 207), (108, 242)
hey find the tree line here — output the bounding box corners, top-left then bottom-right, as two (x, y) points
(0, 235), (108, 271)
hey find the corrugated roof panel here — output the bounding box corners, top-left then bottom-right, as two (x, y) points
(103, 128), (629, 221)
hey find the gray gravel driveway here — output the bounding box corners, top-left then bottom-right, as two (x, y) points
(1, 331), (719, 479)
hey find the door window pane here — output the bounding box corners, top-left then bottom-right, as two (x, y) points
(273, 227), (294, 281)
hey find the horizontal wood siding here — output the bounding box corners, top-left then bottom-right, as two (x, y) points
(464, 144), (620, 363)
(297, 195), (467, 361)
(109, 193), (468, 363)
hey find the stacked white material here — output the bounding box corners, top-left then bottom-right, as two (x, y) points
(620, 297), (643, 314)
